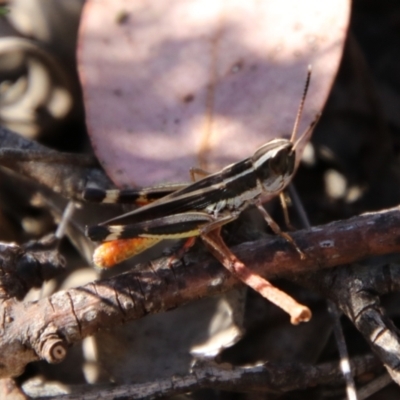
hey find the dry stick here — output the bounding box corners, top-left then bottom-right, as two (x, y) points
(288, 184), (358, 400)
(328, 302), (358, 400)
(0, 127), (112, 200)
(349, 373), (392, 400)
(0, 148), (98, 167)
(55, 201), (76, 239)
(303, 261), (400, 386)
(42, 354), (380, 400)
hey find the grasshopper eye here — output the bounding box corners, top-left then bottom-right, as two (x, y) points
(269, 149), (294, 175)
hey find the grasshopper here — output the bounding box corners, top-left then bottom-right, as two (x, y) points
(85, 67), (319, 324)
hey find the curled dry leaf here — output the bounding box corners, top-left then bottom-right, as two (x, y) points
(78, 0), (350, 187)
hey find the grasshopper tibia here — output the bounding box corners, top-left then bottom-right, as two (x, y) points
(201, 228), (311, 325)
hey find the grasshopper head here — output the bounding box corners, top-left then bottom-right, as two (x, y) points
(250, 66), (315, 196)
(251, 138), (295, 194)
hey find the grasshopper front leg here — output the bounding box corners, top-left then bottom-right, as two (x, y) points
(255, 199), (305, 259)
(200, 226), (311, 325)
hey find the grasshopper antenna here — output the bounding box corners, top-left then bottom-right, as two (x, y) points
(292, 111), (321, 153)
(290, 65), (312, 145)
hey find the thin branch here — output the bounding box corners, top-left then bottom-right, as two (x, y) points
(289, 182), (358, 399)
(353, 373), (393, 400)
(39, 355), (380, 400)
(0, 126), (112, 200)
(298, 260), (400, 385)
(328, 302), (358, 400)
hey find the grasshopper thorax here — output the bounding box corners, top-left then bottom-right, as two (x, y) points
(251, 138), (295, 194)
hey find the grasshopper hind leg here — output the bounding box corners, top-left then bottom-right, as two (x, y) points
(93, 237), (162, 268)
(163, 237), (197, 268)
(201, 228), (311, 325)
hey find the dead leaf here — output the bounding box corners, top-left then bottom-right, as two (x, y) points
(78, 0), (350, 187)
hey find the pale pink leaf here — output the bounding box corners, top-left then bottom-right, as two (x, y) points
(78, 0), (350, 187)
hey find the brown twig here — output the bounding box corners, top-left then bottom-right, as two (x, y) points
(0, 236), (65, 300)
(298, 260), (400, 385)
(39, 354), (380, 400)
(0, 126), (112, 200)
